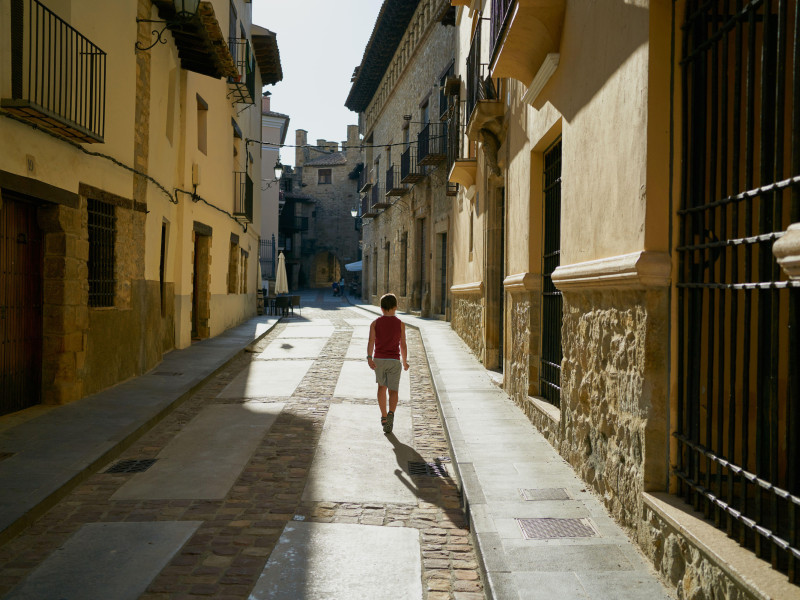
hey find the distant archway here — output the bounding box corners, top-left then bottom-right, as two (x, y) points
(312, 251), (341, 288)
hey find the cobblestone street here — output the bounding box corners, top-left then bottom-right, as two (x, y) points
(0, 295), (484, 600)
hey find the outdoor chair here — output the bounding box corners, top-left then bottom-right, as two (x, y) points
(274, 295), (291, 317)
(291, 295), (301, 316)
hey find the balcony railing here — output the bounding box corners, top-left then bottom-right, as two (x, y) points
(228, 38), (255, 104)
(2, 0), (106, 143)
(279, 213), (309, 232)
(233, 172), (254, 223)
(385, 165), (405, 196)
(418, 122), (447, 166)
(400, 146), (424, 184)
(490, 0), (514, 63)
(359, 168), (374, 193)
(361, 193), (377, 218)
(466, 24), (482, 122)
(372, 182), (390, 209)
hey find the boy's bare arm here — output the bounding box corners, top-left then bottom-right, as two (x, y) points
(400, 322), (409, 370)
(367, 322), (376, 370)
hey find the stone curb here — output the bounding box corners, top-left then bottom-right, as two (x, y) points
(0, 315), (281, 546)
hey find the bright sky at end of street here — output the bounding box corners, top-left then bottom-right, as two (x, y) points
(251, 1), (383, 167)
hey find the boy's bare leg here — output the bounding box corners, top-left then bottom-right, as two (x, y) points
(388, 390), (399, 414)
(377, 385), (388, 417)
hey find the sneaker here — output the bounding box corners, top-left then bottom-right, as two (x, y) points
(385, 411), (394, 434)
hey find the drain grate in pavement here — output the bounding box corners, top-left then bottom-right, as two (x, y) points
(516, 517), (598, 540)
(408, 461), (449, 477)
(105, 459), (157, 474)
(153, 372), (183, 376)
(519, 488), (570, 501)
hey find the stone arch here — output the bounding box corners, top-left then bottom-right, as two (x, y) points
(312, 251), (342, 288)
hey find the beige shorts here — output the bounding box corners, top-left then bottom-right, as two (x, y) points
(374, 358), (402, 391)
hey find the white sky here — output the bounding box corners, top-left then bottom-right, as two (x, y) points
(252, 1), (384, 166)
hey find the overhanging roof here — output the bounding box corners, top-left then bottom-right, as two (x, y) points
(252, 25), (283, 85)
(344, 0), (421, 113)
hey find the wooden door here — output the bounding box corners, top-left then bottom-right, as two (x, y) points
(1, 194), (43, 414)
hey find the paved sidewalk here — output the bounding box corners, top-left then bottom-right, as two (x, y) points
(0, 313), (281, 546)
(354, 302), (673, 600)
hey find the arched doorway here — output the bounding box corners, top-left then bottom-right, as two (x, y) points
(312, 251), (341, 288)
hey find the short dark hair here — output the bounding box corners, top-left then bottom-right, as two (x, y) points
(380, 293), (397, 310)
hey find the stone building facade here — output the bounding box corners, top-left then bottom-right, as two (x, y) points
(0, 0), (281, 412)
(446, 1), (800, 598)
(346, 0), (456, 316)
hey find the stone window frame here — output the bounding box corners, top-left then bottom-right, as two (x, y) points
(228, 233), (240, 294)
(318, 169), (332, 185)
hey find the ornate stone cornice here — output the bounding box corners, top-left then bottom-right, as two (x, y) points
(503, 272), (541, 291)
(773, 222), (800, 280)
(451, 281), (484, 294)
(551, 251), (671, 291)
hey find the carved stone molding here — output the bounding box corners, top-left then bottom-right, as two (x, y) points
(451, 281), (484, 294)
(773, 222), (800, 280)
(551, 251), (671, 291)
(503, 272), (541, 291)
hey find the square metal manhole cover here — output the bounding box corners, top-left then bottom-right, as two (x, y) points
(105, 459), (157, 474)
(408, 461), (449, 477)
(519, 488), (570, 501)
(517, 518), (598, 539)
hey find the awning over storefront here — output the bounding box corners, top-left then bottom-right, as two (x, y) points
(345, 260), (362, 272)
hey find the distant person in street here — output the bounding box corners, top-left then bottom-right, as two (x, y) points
(332, 280), (339, 296)
(367, 293), (409, 434)
(339, 277), (346, 295)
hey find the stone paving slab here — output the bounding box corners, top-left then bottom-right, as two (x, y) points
(256, 337), (328, 359)
(217, 360), (313, 398)
(334, 360), (410, 400)
(302, 404), (418, 504)
(249, 521), (422, 600)
(345, 337), (368, 359)
(0, 315), (280, 544)
(5, 521), (201, 600)
(112, 403), (284, 500)
(353, 303), (673, 600)
(280, 324), (335, 338)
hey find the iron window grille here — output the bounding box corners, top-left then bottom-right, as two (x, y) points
(87, 198), (115, 307)
(540, 138), (562, 407)
(675, 0), (800, 581)
(260, 235), (276, 280)
(3, 0), (106, 143)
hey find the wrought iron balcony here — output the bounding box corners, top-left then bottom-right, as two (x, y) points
(359, 168), (374, 193)
(400, 146), (424, 184)
(279, 213), (309, 232)
(233, 172), (254, 223)
(371, 182), (390, 209)
(361, 193), (378, 218)
(227, 38), (256, 104)
(418, 122), (447, 166)
(385, 165), (405, 196)
(490, 0), (514, 60)
(2, 0), (106, 143)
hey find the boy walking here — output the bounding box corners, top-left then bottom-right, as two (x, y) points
(367, 293), (409, 433)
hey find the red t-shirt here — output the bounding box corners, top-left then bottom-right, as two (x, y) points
(373, 315), (402, 359)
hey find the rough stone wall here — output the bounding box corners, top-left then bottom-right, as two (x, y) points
(507, 293), (532, 403)
(559, 288), (668, 529)
(640, 503), (758, 600)
(358, 4), (455, 314)
(451, 294), (483, 358)
(39, 201), (87, 405)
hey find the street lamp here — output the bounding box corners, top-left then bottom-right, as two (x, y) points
(136, 0), (201, 51)
(350, 203), (359, 219)
(273, 160), (284, 181)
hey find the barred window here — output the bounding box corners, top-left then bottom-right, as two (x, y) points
(88, 198), (116, 307)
